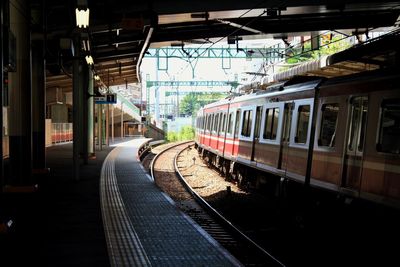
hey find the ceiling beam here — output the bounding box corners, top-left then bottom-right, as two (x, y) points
(94, 48), (141, 61)
(152, 10), (399, 42)
(96, 61), (135, 70)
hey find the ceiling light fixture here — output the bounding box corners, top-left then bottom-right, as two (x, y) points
(81, 39), (90, 52)
(85, 55), (94, 65)
(76, 8), (90, 28)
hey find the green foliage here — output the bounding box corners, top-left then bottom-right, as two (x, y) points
(166, 131), (179, 142)
(180, 93), (199, 116)
(179, 92), (226, 116)
(282, 35), (352, 67)
(180, 126), (195, 140)
(165, 126), (195, 142)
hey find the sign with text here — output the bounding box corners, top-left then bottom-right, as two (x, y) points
(95, 94), (117, 104)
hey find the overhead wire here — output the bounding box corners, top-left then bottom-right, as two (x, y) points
(176, 0), (274, 76)
(173, 2), (400, 83)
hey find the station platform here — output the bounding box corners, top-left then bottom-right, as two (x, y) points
(0, 138), (240, 267)
(101, 139), (240, 266)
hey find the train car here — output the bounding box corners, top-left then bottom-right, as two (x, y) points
(195, 68), (400, 208)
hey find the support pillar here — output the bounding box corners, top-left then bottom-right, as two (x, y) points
(0, 0), (5, 189)
(111, 104), (114, 143)
(87, 69), (94, 157)
(81, 64), (89, 164)
(102, 104), (106, 145)
(98, 104), (102, 151)
(31, 39), (46, 172)
(8, 0), (32, 185)
(72, 36), (82, 181)
(120, 102), (123, 138)
(106, 104), (109, 146)
(155, 86), (160, 126)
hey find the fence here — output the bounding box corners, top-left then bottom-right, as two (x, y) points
(51, 123), (73, 144)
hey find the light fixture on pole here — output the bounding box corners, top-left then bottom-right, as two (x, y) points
(81, 39), (91, 52)
(94, 74), (100, 81)
(76, 8), (90, 28)
(85, 55), (94, 65)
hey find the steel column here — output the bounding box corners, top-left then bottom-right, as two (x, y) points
(111, 104), (114, 143)
(0, 0), (4, 189)
(31, 39), (46, 171)
(8, 0), (32, 185)
(72, 36), (82, 180)
(87, 69), (94, 156)
(120, 102), (123, 138)
(82, 64), (89, 164)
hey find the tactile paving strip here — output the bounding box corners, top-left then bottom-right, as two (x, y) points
(100, 146), (152, 267)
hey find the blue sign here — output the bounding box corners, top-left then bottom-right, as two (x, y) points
(95, 94), (117, 104)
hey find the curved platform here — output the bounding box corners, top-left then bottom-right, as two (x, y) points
(100, 139), (241, 267)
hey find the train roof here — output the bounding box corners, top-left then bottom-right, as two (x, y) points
(201, 77), (322, 111)
(202, 96), (231, 110)
(319, 66), (400, 88)
(199, 69), (399, 113)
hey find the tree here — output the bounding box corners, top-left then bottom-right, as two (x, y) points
(180, 93), (200, 116)
(179, 92), (226, 116)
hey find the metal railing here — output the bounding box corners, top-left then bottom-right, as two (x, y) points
(51, 123), (73, 144)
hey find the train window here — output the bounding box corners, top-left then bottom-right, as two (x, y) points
(263, 108), (279, 140)
(218, 113), (222, 132)
(348, 97), (368, 152)
(214, 114), (219, 132)
(221, 113), (226, 133)
(213, 114), (216, 131)
(212, 114), (218, 132)
(199, 117), (201, 129)
(208, 114), (213, 131)
(295, 105), (310, 144)
(377, 99), (400, 154)
(241, 110), (253, 137)
(254, 106), (263, 138)
(234, 110), (241, 138)
(227, 112), (234, 135)
(319, 104), (339, 147)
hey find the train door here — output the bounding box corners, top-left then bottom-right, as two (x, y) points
(207, 114), (214, 147)
(278, 102), (294, 173)
(251, 106), (263, 162)
(342, 96), (368, 193)
(232, 109), (241, 156)
(214, 113), (220, 150)
(223, 111), (234, 156)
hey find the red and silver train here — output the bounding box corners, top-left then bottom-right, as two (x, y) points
(195, 68), (400, 208)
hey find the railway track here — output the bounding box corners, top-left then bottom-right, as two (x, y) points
(149, 141), (285, 267)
